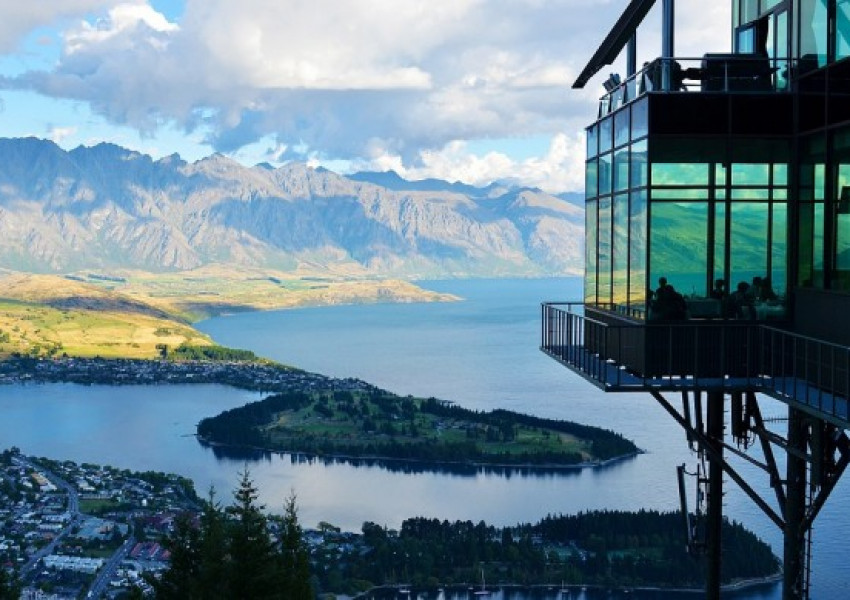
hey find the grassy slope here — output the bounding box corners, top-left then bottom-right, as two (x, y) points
(267, 399), (589, 460)
(0, 267), (456, 359)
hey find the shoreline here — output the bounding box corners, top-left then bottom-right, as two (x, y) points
(0, 356), (641, 474)
(354, 575), (784, 598)
(196, 434), (643, 474)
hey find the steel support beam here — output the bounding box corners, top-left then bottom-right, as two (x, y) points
(650, 390), (785, 529)
(705, 391), (724, 600)
(784, 407), (808, 600)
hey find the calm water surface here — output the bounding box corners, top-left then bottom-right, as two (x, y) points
(1, 278), (846, 598)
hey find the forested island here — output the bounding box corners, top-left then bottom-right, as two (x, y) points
(312, 511), (780, 595)
(197, 390), (639, 468)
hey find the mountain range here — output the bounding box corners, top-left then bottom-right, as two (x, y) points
(0, 137), (584, 278)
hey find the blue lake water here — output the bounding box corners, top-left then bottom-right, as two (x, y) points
(1, 278), (846, 598)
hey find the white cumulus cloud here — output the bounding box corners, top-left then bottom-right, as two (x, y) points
(0, 0), (730, 192)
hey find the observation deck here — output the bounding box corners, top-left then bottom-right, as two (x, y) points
(541, 302), (850, 430)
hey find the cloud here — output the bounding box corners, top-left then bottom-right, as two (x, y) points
(1, 0), (730, 191)
(0, 1), (122, 53)
(47, 125), (78, 143)
(364, 132), (586, 193)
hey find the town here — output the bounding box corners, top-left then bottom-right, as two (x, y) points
(0, 447), (199, 598)
(0, 356), (375, 395)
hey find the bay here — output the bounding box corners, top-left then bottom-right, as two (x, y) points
(0, 278), (846, 597)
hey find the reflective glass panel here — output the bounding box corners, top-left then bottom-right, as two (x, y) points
(715, 164), (727, 186)
(650, 202), (708, 300)
(731, 163), (770, 185)
(613, 193), (629, 305)
(586, 126), (598, 158)
(599, 116), (613, 152)
(651, 163), (710, 186)
(774, 164), (788, 185)
(741, 0), (758, 23)
(629, 191), (648, 315)
(585, 199), (597, 304)
(836, 164), (850, 290)
(774, 11), (788, 91)
(631, 98), (648, 140)
(598, 196), (612, 304)
(614, 147), (629, 192)
(586, 160), (598, 200)
(652, 189), (710, 200)
(714, 203), (727, 292)
(771, 203), (788, 295)
(615, 108), (630, 147)
(599, 153), (613, 196)
(731, 189), (771, 200)
(837, 0), (850, 61)
(730, 203), (769, 293)
(798, 202), (825, 288)
(630, 140), (648, 188)
(798, 0), (828, 67)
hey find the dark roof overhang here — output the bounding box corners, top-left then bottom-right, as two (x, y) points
(572, 0), (657, 89)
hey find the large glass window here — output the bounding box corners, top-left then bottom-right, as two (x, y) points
(614, 147), (629, 192)
(586, 160), (598, 200)
(837, 0), (850, 60)
(614, 109), (630, 147)
(651, 163), (711, 186)
(599, 153), (613, 196)
(629, 190), (648, 312)
(799, 134), (826, 287)
(650, 202), (709, 299)
(730, 203), (769, 290)
(585, 199), (597, 304)
(613, 194), (629, 305)
(772, 203), (788, 293)
(714, 203), (728, 290)
(630, 140), (648, 188)
(798, 0), (828, 67)
(586, 125), (598, 158)
(598, 197), (612, 305)
(599, 116), (613, 153)
(833, 129), (850, 290)
(631, 98), (648, 140)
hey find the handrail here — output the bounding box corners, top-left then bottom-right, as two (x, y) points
(541, 302), (850, 427)
(597, 55), (792, 118)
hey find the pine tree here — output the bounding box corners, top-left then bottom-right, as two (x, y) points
(227, 470), (279, 599)
(278, 492), (313, 599)
(151, 513), (202, 599)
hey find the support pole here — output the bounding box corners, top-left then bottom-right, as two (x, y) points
(705, 391), (724, 600)
(784, 408), (808, 600)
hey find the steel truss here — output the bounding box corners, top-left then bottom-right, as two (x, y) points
(649, 389), (850, 600)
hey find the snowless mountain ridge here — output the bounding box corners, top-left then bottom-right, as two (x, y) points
(0, 137), (584, 278)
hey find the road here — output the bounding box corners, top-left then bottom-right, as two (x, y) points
(14, 456), (81, 576)
(86, 534), (137, 599)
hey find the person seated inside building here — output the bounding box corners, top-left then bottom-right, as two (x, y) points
(709, 279), (727, 300)
(757, 276), (778, 302)
(725, 281), (755, 319)
(651, 277), (687, 320)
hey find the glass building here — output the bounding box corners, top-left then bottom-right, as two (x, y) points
(543, 2), (850, 599)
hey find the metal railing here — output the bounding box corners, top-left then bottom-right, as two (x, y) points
(542, 303), (850, 427)
(599, 55), (791, 117)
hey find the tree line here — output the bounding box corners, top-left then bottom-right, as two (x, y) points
(311, 510), (779, 595)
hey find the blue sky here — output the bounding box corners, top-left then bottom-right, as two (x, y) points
(0, 1), (729, 193)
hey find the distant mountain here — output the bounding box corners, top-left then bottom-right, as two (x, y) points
(0, 138), (584, 278)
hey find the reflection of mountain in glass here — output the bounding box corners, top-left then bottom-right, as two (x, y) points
(650, 201), (784, 295)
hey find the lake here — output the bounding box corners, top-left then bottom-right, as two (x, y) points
(1, 278), (846, 598)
